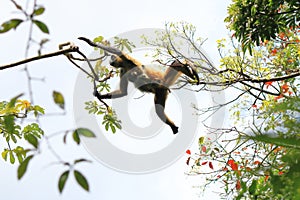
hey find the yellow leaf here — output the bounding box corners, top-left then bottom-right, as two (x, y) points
(16, 100), (31, 110)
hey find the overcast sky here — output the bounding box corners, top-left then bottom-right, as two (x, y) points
(0, 0), (231, 199)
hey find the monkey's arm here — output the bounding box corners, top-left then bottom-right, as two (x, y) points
(94, 76), (129, 100)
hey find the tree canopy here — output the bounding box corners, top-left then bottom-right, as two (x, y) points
(226, 0), (300, 53)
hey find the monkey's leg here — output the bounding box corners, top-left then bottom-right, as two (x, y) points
(154, 88), (179, 134)
(165, 61), (200, 85)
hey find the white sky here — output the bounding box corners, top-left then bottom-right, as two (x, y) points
(0, 0), (231, 199)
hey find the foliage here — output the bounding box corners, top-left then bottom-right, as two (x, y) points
(0, 96), (44, 162)
(225, 0), (300, 53)
(0, 92), (95, 192)
(0, 3), (49, 34)
(185, 2), (300, 198)
(72, 128), (96, 145)
(187, 98), (300, 199)
(57, 159), (92, 193)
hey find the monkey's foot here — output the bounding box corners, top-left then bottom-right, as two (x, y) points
(171, 125), (179, 134)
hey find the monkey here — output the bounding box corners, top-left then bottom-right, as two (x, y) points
(78, 37), (200, 134)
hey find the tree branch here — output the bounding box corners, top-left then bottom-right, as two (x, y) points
(0, 47), (78, 70)
(78, 37), (123, 56)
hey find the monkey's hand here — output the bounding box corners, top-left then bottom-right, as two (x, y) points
(93, 88), (121, 100)
(191, 68), (200, 85)
(183, 60), (200, 85)
(93, 88), (109, 100)
(93, 88), (100, 98)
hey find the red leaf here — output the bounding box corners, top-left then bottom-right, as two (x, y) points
(186, 149), (191, 155)
(279, 32), (285, 40)
(281, 83), (289, 93)
(236, 180), (241, 190)
(227, 159), (235, 166)
(232, 163), (239, 171)
(271, 48), (277, 56)
(265, 81), (273, 88)
(274, 94), (284, 101)
(228, 159), (239, 171)
(201, 146), (207, 153)
(278, 171), (284, 175)
(264, 175), (269, 182)
(201, 161), (208, 165)
(262, 40), (269, 46)
(209, 162), (214, 170)
(254, 160), (261, 165)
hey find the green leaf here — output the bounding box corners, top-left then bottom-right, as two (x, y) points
(22, 123), (44, 138)
(199, 136), (205, 145)
(2, 150), (8, 161)
(8, 94), (22, 108)
(33, 7), (45, 16)
(13, 146), (28, 162)
(25, 134), (38, 148)
(72, 131), (80, 145)
(124, 42), (132, 53)
(93, 36), (104, 43)
(33, 105), (45, 116)
(110, 124), (116, 133)
(11, 134), (17, 143)
(241, 180), (247, 192)
(52, 91), (65, 110)
(33, 20), (49, 34)
(115, 122), (122, 129)
(74, 128), (96, 138)
(249, 179), (257, 195)
(9, 151), (15, 164)
(16, 154), (23, 163)
(105, 123), (109, 131)
(0, 19), (23, 33)
(74, 170), (89, 191)
(270, 175), (282, 194)
(17, 155), (33, 179)
(4, 115), (14, 134)
(58, 170), (70, 193)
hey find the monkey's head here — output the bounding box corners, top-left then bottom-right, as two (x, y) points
(110, 54), (142, 70)
(109, 55), (123, 68)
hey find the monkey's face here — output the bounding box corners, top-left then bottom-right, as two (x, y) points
(110, 55), (123, 68)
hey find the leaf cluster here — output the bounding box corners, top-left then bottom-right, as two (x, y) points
(0, 3), (49, 34)
(0, 96), (45, 163)
(225, 0), (300, 53)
